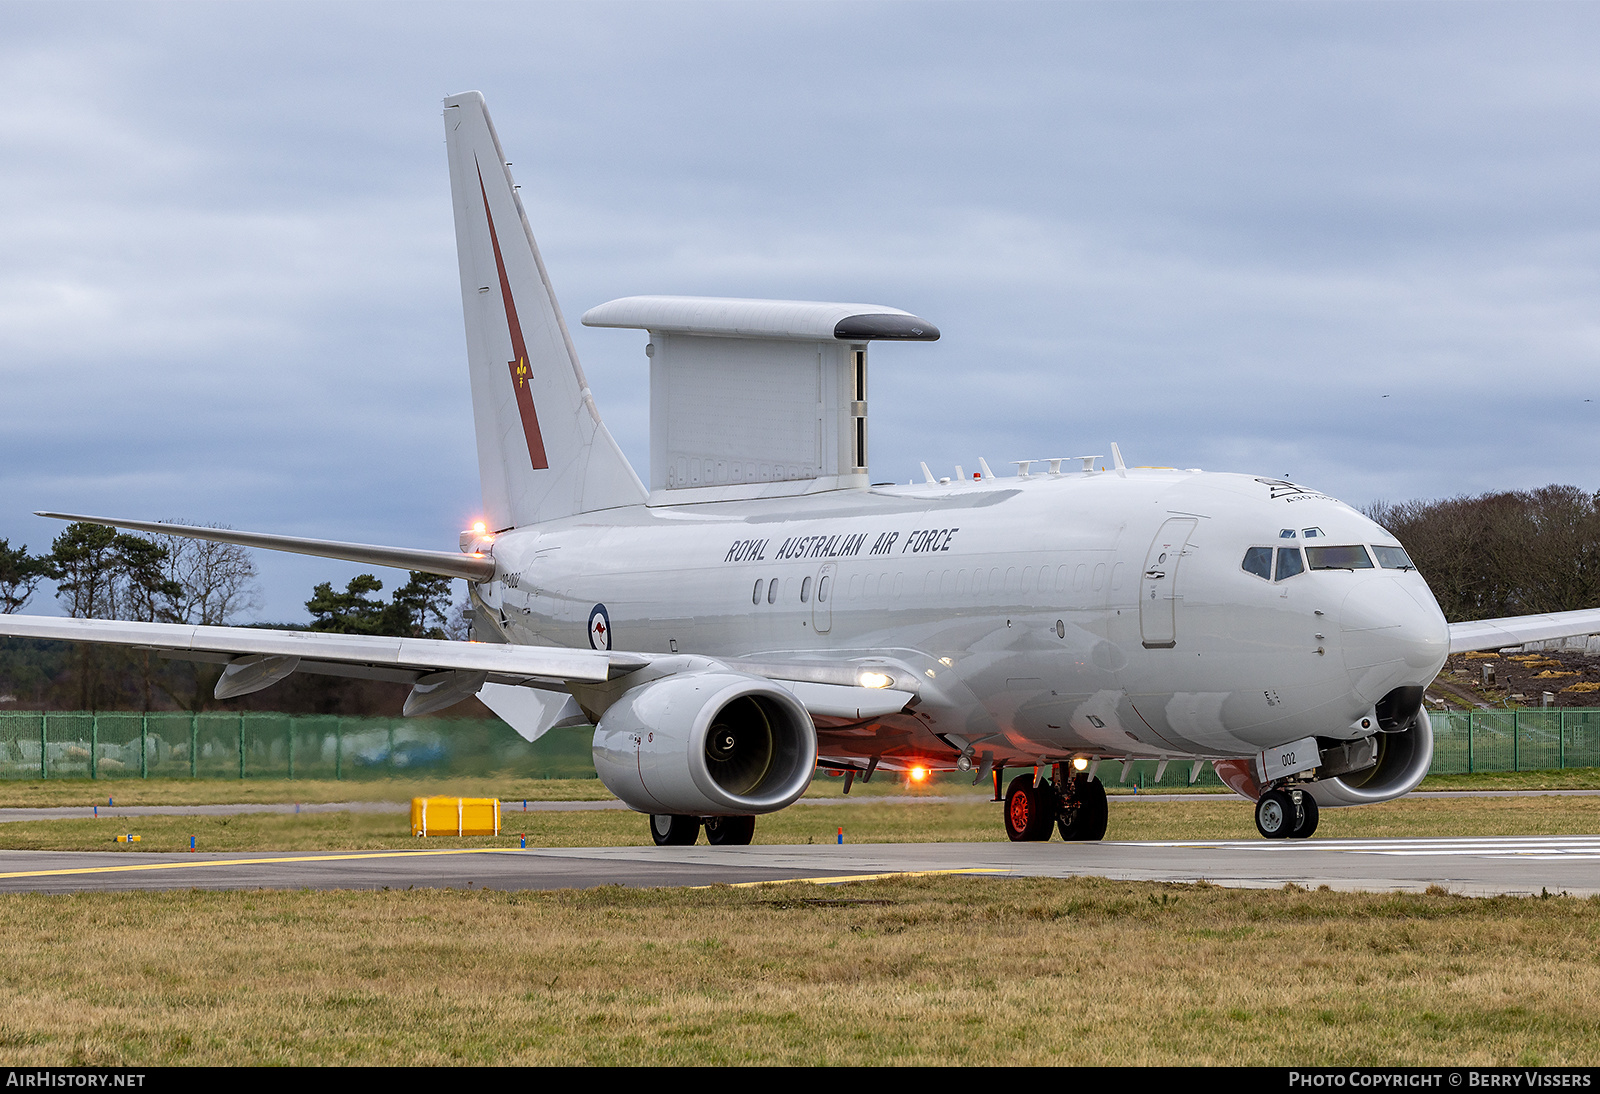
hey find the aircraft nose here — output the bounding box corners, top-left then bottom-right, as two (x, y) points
(1340, 578), (1450, 701)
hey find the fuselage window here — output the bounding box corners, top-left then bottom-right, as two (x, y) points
(1372, 545), (1416, 570)
(1241, 547), (1273, 580)
(1305, 545), (1373, 570)
(767, 578), (779, 604)
(1275, 547), (1304, 581)
(801, 576), (812, 603)
(752, 579), (763, 605)
(818, 575), (831, 602)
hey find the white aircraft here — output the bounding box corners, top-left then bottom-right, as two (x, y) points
(7, 92), (1599, 845)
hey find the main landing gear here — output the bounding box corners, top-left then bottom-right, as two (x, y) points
(649, 814), (757, 846)
(1253, 786), (1319, 839)
(1003, 771), (1109, 842)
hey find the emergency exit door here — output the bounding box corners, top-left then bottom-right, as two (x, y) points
(812, 563), (835, 634)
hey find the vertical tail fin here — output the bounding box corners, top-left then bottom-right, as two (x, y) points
(443, 91), (645, 530)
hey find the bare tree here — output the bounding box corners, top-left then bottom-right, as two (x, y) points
(445, 594), (473, 641)
(149, 524), (260, 713)
(152, 526), (261, 625)
(1367, 487), (1600, 622)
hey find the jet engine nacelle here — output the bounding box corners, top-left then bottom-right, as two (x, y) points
(592, 671), (817, 816)
(1304, 710), (1434, 808)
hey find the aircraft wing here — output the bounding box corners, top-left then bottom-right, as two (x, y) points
(1447, 608), (1600, 654)
(0, 614), (915, 726)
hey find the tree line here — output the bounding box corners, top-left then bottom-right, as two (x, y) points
(1365, 484), (1600, 623)
(0, 523), (459, 713)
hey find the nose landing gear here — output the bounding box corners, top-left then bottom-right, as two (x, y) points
(1254, 787), (1319, 839)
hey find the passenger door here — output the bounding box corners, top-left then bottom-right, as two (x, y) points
(1140, 518), (1198, 649)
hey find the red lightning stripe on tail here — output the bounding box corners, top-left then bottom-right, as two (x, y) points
(476, 160), (549, 471)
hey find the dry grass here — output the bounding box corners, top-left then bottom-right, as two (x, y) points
(0, 876), (1595, 1065)
(5, 765), (1596, 814)
(2, 794), (1600, 853)
(1417, 767), (1600, 792)
(0, 776), (613, 809)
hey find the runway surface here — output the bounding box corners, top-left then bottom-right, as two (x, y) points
(0, 835), (1596, 897)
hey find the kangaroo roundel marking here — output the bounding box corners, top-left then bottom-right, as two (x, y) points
(587, 604), (612, 651)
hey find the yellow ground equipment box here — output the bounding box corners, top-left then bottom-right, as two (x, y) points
(411, 797), (501, 837)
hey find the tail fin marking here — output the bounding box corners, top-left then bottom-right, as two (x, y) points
(476, 159), (549, 471)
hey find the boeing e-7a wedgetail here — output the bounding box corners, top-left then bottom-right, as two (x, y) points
(8, 92), (1597, 844)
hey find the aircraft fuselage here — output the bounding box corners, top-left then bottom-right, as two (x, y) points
(471, 467), (1450, 770)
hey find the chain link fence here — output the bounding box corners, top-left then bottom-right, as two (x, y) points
(1, 708), (1595, 785)
(0, 711), (596, 780)
(1426, 708), (1600, 774)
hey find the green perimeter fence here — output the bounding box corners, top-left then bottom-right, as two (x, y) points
(0, 711), (595, 781)
(0, 708), (1594, 784)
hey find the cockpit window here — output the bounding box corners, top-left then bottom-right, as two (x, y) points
(1305, 545), (1374, 570)
(1302, 527), (1324, 538)
(1372, 545), (1416, 570)
(1275, 547), (1304, 581)
(1241, 547), (1272, 580)
(1279, 528), (1296, 539)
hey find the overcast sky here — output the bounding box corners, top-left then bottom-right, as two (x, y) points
(3, 2), (1598, 621)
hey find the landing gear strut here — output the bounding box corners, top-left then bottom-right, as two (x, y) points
(703, 815), (756, 845)
(1003, 772), (1108, 842)
(1057, 772), (1109, 841)
(1254, 787), (1319, 839)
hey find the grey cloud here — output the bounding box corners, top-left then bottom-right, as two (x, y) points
(2, 2), (1599, 619)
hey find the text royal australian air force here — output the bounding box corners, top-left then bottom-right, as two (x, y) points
(723, 527), (961, 564)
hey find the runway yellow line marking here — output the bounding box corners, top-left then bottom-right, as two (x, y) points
(712, 868), (1006, 889)
(0, 847), (515, 881)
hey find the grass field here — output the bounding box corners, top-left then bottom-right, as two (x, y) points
(2, 793), (1600, 852)
(1, 774), (1598, 1065)
(1, 764), (1597, 811)
(0, 876), (1595, 1065)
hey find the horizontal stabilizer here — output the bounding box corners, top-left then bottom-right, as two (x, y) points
(35, 512), (495, 583)
(0, 614), (610, 683)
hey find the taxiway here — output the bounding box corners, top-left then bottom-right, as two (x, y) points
(0, 836), (1595, 897)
